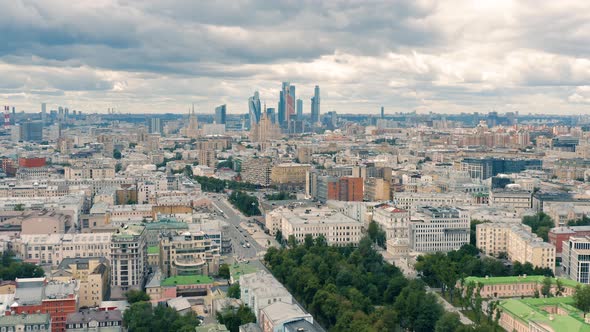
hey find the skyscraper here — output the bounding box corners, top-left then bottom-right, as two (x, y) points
(381, 106), (384, 119)
(149, 117), (162, 134)
(279, 82), (295, 128)
(248, 91), (261, 126)
(311, 85), (320, 124)
(41, 103), (47, 125)
(215, 104), (227, 124)
(296, 99), (303, 120)
(21, 121), (43, 142)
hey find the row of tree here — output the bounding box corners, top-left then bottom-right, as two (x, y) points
(228, 191), (261, 216)
(415, 244), (553, 304)
(192, 175), (261, 192)
(264, 191), (296, 201)
(264, 235), (497, 332)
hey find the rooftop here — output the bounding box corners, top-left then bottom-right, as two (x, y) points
(499, 297), (590, 332)
(0, 313), (50, 326)
(161, 275), (213, 287)
(66, 309), (122, 324)
(147, 246), (160, 254)
(464, 275), (580, 289)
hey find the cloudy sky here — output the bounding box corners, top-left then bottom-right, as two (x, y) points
(2, 0), (590, 115)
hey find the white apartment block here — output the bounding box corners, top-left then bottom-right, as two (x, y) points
(476, 222), (556, 272)
(240, 271), (293, 320)
(392, 192), (473, 211)
(562, 236), (590, 283)
(409, 206), (470, 253)
(14, 233), (112, 266)
(269, 206), (363, 246)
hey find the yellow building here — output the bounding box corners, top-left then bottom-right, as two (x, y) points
(476, 222), (555, 272)
(51, 257), (110, 308)
(270, 163), (311, 188)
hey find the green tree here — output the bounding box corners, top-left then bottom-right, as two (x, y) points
(541, 277), (553, 298)
(13, 204), (24, 211)
(216, 305), (256, 332)
(556, 279), (564, 296)
(367, 221), (386, 248)
(435, 312), (462, 332)
(574, 285), (590, 316)
(218, 264), (230, 279)
(125, 289), (150, 304)
(227, 283), (240, 299)
(522, 212), (554, 241)
(113, 149), (122, 159)
(0, 251), (44, 280)
(115, 163), (122, 173)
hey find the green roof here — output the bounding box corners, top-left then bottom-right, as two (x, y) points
(147, 246), (160, 254)
(464, 275), (580, 288)
(499, 297), (590, 332)
(161, 275), (213, 287)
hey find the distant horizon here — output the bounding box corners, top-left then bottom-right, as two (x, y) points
(2, 2), (590, 115)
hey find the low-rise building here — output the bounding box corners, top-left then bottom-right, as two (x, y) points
(267, 206), (363, 246)
(259, 302), (313, 332)
(498, 297), (588, 332)
(476, 222), (556, 271)
(462, 275), (578, 298)
(409, 206), (469, 253)
(65, 309), (123, 332)
(489, 189), (532, 212)
(240, 271), (293, 321)
(0, 313), (51, 332)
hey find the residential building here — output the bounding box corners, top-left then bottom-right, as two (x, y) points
(9, 278), (79, 332)
(477, 222), (556, 271)
(52, 257), (110, 308)
(270, 163), (311, 189)
(110, 225), (148, 297)
(159, 230), (220, 278)
(65, 309), (123, 332)
(0, 313), (51, 332)
(259, 302), (313, 332)
(409, 206), (469, 253)
(239, 157), (272, 186)
(562, 236), (590, 284)
(240, 271), (293, 321)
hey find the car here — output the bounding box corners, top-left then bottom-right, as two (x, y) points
(242, 244), (246, 248)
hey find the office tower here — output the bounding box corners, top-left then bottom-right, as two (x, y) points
(381, 106), (384, 119)
(11, 106), (15, 125)
(266, 108), (276, 124)
(215, 104), (227, 124)
(58, 106), (64, 121)
(41, 103), (46, 124)
(290, 85), (296, 117)
(21, 121), (44, 142)
(64, 107), (69, 119)
(296, 99), (303, 120)
(278, 82), (295, 128)
(248, 91), (262, 126)
(149, 117), (162, 134)
(311, 85), (320, 124)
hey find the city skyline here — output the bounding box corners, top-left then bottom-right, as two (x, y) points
(1, 1), (590, 115)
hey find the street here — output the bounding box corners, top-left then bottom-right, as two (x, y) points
(209, 194), (265, 261)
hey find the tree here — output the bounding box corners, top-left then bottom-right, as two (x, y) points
(0, 251), (44, 280)
(435, 312), (462, 332)
(275, 230), (283, 245)
(227, 283), (240, 299)
(541, 277), (553, 298)
(522, 212), (554, 241)
(113, 149), (122, 159)
(124, 302), (200, 331)
(574, 285), (590, 316)
(115, 163), (122, 173)
(217, 305), (256, 332)
(556, 279), (565, 296)
(13, 204), (24, 211)
(367, 221), (386, 248)
(125, 289), (150, 304)
(218, 264), (230, 279)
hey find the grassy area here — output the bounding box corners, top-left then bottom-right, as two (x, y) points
(229, 262), (259, 281)
(161, 275), (214, 286)
(147, 246), (159, 254)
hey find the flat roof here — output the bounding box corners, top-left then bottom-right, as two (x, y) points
(161, 275), (213, 287)
(499, 297), (590, 332)
(464, 275), (580, 288)
(147, 246), (159, 254)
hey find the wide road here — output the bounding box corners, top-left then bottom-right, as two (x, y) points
(209, 193), (264, 260)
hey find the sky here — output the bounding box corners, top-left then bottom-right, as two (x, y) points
(1, 0), (590, 115)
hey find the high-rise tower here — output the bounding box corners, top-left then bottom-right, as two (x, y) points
(311, 85), (320, 124)
(248, 91), (261, 126)
(215, 104), (227, 124)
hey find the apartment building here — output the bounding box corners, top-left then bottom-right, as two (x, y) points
(159, 230), (220, 278)
(239, 157), (272, 186)
(64, 165), (115, 180)
(392, 192), (473, 211)
(562, 236), (590, 283)
(270, 163), (312, 189)
(364, 177), (391, 201)
(240, 271), (293, 321)
(476, 222), (556, 271)
(409, 206), (470, 253)
(14, 233), (112, 266)
(489, 189), (532, 212)
(110, 225), (148, 297)
(268, 206), (363, 246)
(52, 257), (110, 308)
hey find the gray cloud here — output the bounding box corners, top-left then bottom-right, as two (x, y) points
(0, 0), (588, 114)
